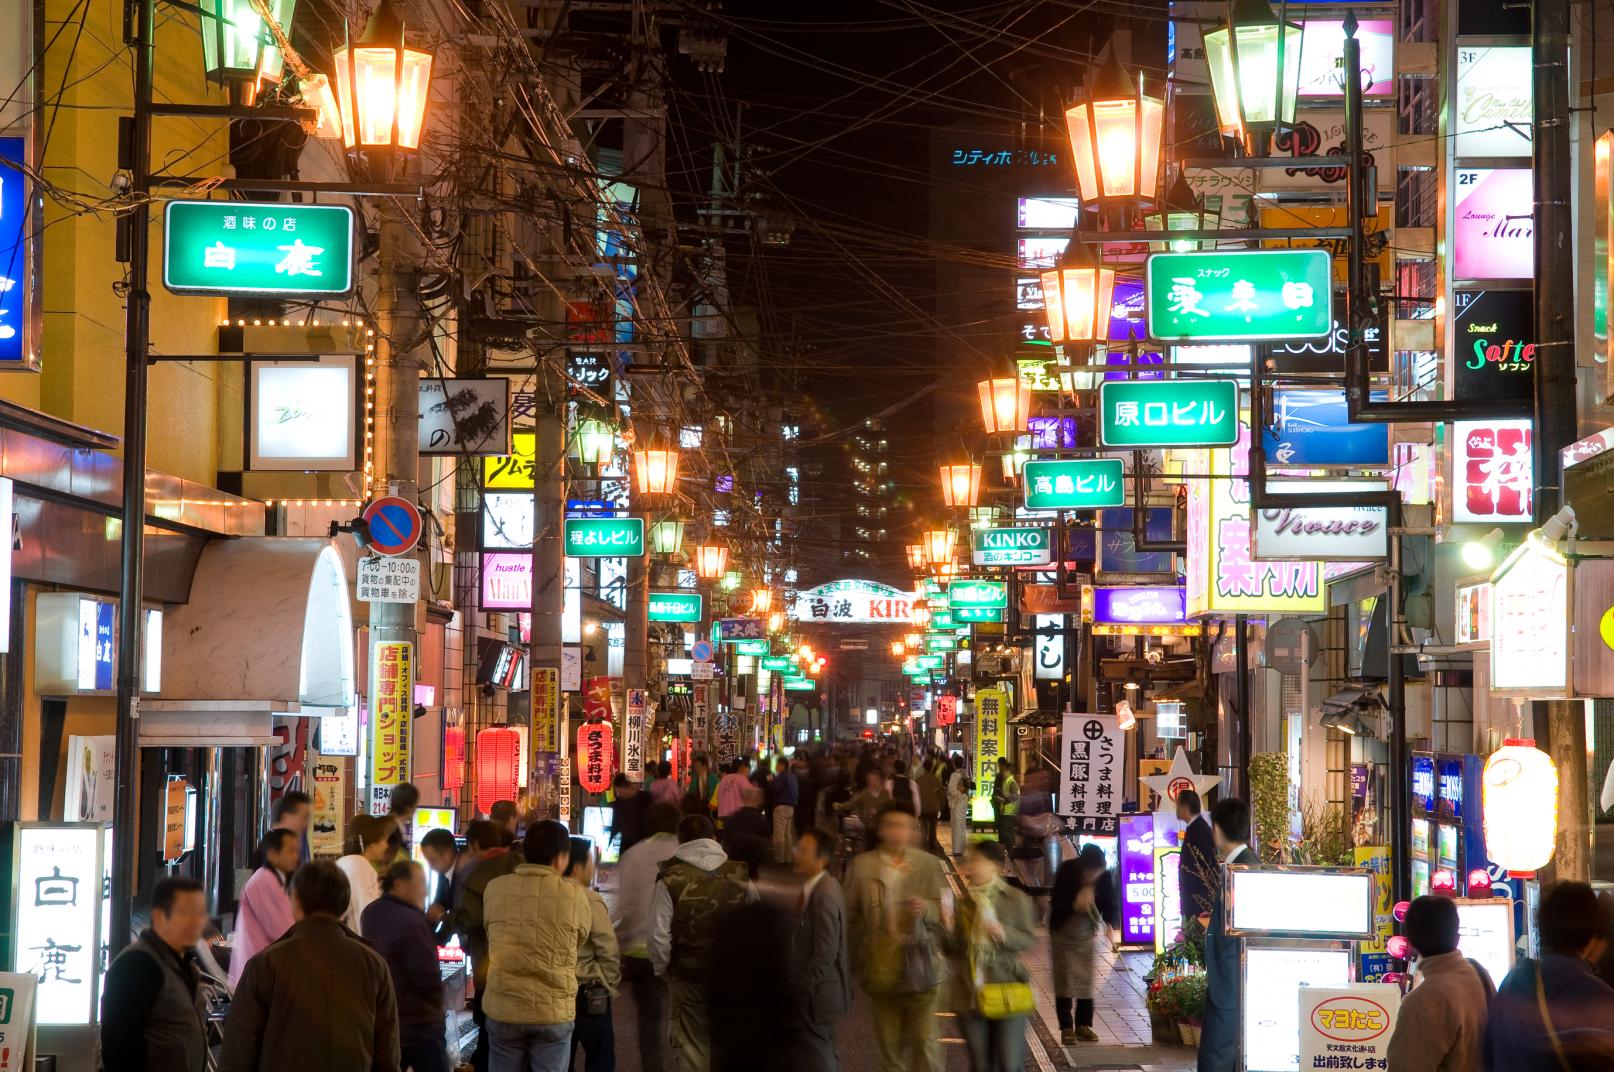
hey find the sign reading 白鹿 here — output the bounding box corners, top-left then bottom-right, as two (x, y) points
(787, 579), (919, 624)
(1058, 714), (1123, 835)
(1145, 249), (1333, 341)
(163, 200), (355, 297)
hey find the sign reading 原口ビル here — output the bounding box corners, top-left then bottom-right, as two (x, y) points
(163, 200), (355, 297)
(1099, 378), (1239, 448)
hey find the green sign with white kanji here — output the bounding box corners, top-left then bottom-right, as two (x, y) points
(925, 633), (958, 652)
(916, 654), (946, 670)
(761, 656), (794, 672)
(648, 591), (703, 623)
(732, 638), (770, 656)
(1023, 459), (1126, 510)
(949, 579), (1008, 609)
(163, 200), (356, 297)
(783, 676), (817, 691)
(1099, 378), (1240, 448)
(956, 606), (1004, 623)
(1145, 249), (1332, 341)
(563, 517), (645, 557)
(971, 526), (1054, 567)
(931, 609), (956, 629)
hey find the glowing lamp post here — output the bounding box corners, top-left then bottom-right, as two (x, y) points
(939, 463), (983, 509)
(332, 0), (434, 156)
(906, 543), (927, 571)
(649, 519), (685, 555)
(1204, 0), (1304, 151)
(572, 418), (615, 467)
(632, 446), (681, 498)
(1145, 173), (1219, 252)
(911, 601), (932, 630)
(1001, 436), (1032, 483)
(694, 542), (729, 581)
(750, 588), (773, 615)
(1482, 739), (1559, 875)
(977, 377), (1031, 436)
(922, 527), (956, 567)
(1040, 243), (1115, 346)
(1064, 48), (1163, 207)
(199, 0), (297, 102)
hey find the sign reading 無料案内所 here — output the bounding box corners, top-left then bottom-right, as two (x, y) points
(1145, 249), (1333, 341)
(648, 591), (703, 623)
(1023, 458), (1127, 510)
(563, 517), (644, 557)
(163, 200), (355, 297)
(1099, 378), (1239, 448)
(971, 526), (1053, 567)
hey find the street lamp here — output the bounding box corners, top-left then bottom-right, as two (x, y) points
(1204, 0), (1303, 150)
(890, 641), (905, 657)
(977, 377), (1031, 436)
(572, 417), (615, 467)
(911, 601), (932, 629)
(922, 527), (956, 566)
(632, 446), (681, 497)
(1000, 436), (1032, 483)
(1064, 47), (1163, 204)
(1040, 242), (1115, 346)
(199, 0), (297, 102)
(694, 542), (729, 580)
(649, 519), (685, 555)
(750, 588), (773, 615)
(332, 0), (434, 153)
(938, 463), (983, 509)
(1145, 173), (1220, 252)
(906, 543), (927, 571)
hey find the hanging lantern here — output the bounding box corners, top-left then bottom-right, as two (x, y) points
(694, 542), (729, 580)
(750, 588), (773, 615)
(1001, 436), (1032, 483)
(650, 519), (685, 555)
(767, 611), (785, 633)
(1204, 0), (1304, 148)
(922, 527), (957, 566)
(572, 418), (615, 467)
(911, 600), (932, 629)
(474, 726), (521, 817)
(633, 447), (681, 497)
(977, 377), (1032, 436)
(1482, 739), (1559, 875)
(331, 0), (435, 152)
(939, 463), (983, 509)
(576, 722), (615, 796)
(1064, 47), (1164, 203)
(1040, 243), (1116, 346)
(1145, 173), (1220, 252)
(906, 543), (927, 570)
(199, 0), (298, 99)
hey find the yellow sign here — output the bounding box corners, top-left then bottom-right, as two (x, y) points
(1138, 759), (1171, 811)
(1354, 846), (1393, 955)
(533, 666), (560, 755)
(482, 431), (537, 489)
(974, 687), (1008, 809)
(1016, 357), (1064, 393)
(1259, 204), (1394, 283)
(369, 641), (414, 788)
(1599, 605), (1614, 651)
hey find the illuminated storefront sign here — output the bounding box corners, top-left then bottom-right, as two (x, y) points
(949, 579), (1008, 610)
(1145, 250), (1333, 342)
(1451, 419), (1533, 524)
(1023, 459), (1126, 511)
(1118, 815), (1157, 946)
(1454, 169), (1533, 280)
(788, 579), (917, 624)
(483, 432), (537, 489)
(648, 591), (703, 623)
(1295, 19), (1394, 97)
(369, 641), (414, 801)
(973, 689), (1008, 811)
(1455, 47), (1532, 157)
(481, 492), (535, 550)
(0, 136), (30, 367)
(1453, 290), (1534, 404)
(972, 526), (1054, 567)
(248, 357), (358, 471)
(9, 823), (107, 1025)
(1263, 389), (1390, 466)
(1454, 581), (1491, 647)
(163, 200), (355, 296)
(1098, 378), (1238, 448)
(1489, 539), (1570, 696)
(1252, 481), (1389, 562)
(564, 517), (645, 557)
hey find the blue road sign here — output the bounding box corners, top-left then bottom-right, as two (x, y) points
(691, 640), (715, 663)
(363, 496), (422, 556)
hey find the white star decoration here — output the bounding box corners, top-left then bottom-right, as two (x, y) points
(1142, 746), (1222, 809)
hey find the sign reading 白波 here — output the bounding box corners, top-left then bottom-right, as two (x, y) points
(787, 579), (919, 624)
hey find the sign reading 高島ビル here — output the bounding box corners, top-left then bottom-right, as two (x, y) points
(1023, 459), (1126, 511)
(1146, 249), (1333, 342)
(163, 200), (355, 297)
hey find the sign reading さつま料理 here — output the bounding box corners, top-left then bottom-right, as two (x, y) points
(1058, 714), (1123, 835)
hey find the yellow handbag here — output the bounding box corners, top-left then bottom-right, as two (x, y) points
(976, 980), (1035, 1020)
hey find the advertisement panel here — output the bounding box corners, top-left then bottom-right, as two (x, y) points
(1451, 419), (1533, 524)
(1023, 459), (1126, 510)
(310, 756), (346, 856)
(1241, 945), (1354, 1072)
(1454, 169), (1534, 279)
(1226, 868), (1375, 939)
(972, 526), (1053, 567)
(9, 824), (104, 1025)
(623, 688), (647, 780)
(0, 137), (30, 368)
(1263, 389), (1391, 466)
(419, 378), (510, 456)
(1144, 249), (1333, 342)
(1057, 713), (1123, 835)
(789, 579), (917, 624)
(1264, 107), (1396, 192)
(1454, 47), (1532, 157)
(479, 552), (531, 610)
(1295, 19), (1395, 97)
(1252, 481), (1389, 562)
(1452, 290), (1534, 404)
(973, 689), (1008, 812)
(1033, 615), (1064, 681)
(481, 492), (535, 550)
(163, 200), (355, 296)
(482, 431), (537, 489)
(1488, 540), (1570, 696)
(1297, 985), (1401, 1072)
(1117, 814), (1157, 947)
(368, 642), (414, 795)
(248, 357), (357, 471)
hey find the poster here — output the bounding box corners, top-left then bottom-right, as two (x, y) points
(310, 756), (345, 856)
(1057, 713), (1123, 835)
(973, 689), (1008, 811)
(532, 666), (560, 755)
(368, 641), (413, 791)
(1297, 984), (1401, 1072)
(62, 735), (114, 822)
(1354, 846), (1394, 978)
(624, 688), (647, 780)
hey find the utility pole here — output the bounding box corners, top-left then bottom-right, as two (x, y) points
(1531, 0), (1589, 883)
(529, 362), (567, 816)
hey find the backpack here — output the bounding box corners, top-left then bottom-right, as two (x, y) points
(658, 857), (752, 982)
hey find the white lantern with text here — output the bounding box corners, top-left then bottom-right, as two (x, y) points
(1482, 739), (1558, 876)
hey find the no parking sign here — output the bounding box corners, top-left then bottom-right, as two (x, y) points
(363, 496), (422, 556)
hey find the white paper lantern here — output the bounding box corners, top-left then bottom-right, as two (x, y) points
(1482, 739), (1558, 875)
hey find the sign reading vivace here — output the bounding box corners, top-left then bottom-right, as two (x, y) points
(1145, 250), (1333, 341)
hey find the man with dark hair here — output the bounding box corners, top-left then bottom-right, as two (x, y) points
(230, 828), (300, 986)
(457, 814), (524, 1072)
(271, 789), (313, 862)
(1486, 881), (1614, 1069)
(614, 802), (682, 1072)
(792, 828), (851, 1071)
(220, 859), (400, 1071)
(419, 826), (460, 939)
(1198, 798), (1256, 1072)
(649, 812), (757, 1072)
(385, 782), (421, 864)
(611, 771), (651, 853)
(363, 861), (449, 1072)
(488, 798), (519, 844)
(102, 877), (210, 1072)
(1386, 896), (1491, 1072)
(480, 820), (592, 1072)
(1176, 788), (1217, 923)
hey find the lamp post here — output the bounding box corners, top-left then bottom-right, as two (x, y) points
(199, 0), (298, 103)
(632, 445), (682, 498)
(1064, 47), (1164, 224)
(332, 0), (434, 166)
(922, 526), (957, 567)
(938, 463), (983, 509)
(1144, 173), (1219, 252)
(1204, 0), (1303, 153)
(572, 418), (615, 468)
(695, 542), (729, 581)
(977, 377), (1031, 436)
(650, 519), (686, 556)
(1040, 241), (1115, 348)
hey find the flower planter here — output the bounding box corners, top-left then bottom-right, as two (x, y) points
(1148, 1006), (1179, 1045)
(1179, 1021), (1202, 1047)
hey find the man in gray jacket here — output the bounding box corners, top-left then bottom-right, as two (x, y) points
(1387, 895), (1492, 1072)
(220, 860), (400, 1072)
(792, 828), (852, 1072)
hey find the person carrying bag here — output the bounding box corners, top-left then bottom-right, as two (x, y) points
(943, 840), (1037, 1072)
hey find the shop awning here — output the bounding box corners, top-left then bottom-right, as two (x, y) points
(1011, 707), (1062, 727)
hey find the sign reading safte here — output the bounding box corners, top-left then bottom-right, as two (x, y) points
(163, 200), (355, 297)
(1145, 249), (1332, 341)
(972, 526), (1054, 567)
(563, 517), (645, 557)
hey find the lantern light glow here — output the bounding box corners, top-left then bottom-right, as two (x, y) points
(1204, 0), (1304, 146)
(1482, 738), (1559, 876)
(939, 463), (983, 509)
(474, 726), (521, 817)
(977, 377), (1032, 436)
(1064, 48), (1163, 203)
(694, 542), (729, 580)
(332, 0), (434, 152)
(649, 519), (686, 555)
(633, 447), (682, 497)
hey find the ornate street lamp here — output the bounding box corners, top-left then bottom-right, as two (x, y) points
(890, 641), (905, 657)
(750, 588), (773, 615)
(632, 445), (681, 497)
(911, 600), (932, 630)
(906, 543), (927, 570)
(649, 519), (685, 555)
(199, 0), (297, 102)
(694, 542), (729, 580)
(922, 527), (957, 567)
(720, 570), (743, 592)
(1040, 242), (1115, 347)
(1000, 436), (1032, 483)
(572, 417), (615, 467)
(1064, 47), (1164, 205)
(332, 0), (434, 154)
(1204, 0), (1304, 150)
(977, 377), (1031, 436)
(1145, 173), (1220, 252)
(938, 463), (983, 509)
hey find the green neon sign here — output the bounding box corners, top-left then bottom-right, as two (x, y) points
(931, 609), (956, 629)
(648, 591), (703, 623)
(163, 200), (356, 297)
(783, 676), (816, 691)
(1145, 249), (1333, 341)
(760, 656), (793, 672)
(925, 633), (958, 652)
(1099, 378), (1240, 448)
(955, 606), (1004, 623)
(1023, 459), (1126, 511)
(971, 526), (1054, 567)
(915, 654), (945, 670)
(563, 517), (645, 557)
(731, 638), (769, 656)
(949, 579), (1008, 609)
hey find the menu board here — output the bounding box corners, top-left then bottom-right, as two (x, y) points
(1227, 868), (1375, 939)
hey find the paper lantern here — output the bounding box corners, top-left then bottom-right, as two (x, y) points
(939, 463), (983, 508)
(474, 726), (521, 817)
(1482, 738), (1559, 875)
(577, 722), (615, 795)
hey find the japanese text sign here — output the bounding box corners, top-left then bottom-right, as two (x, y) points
(564, 517), (645, 557)
(788, 579), (916, 623)
(9, 823), (103, 1026)
(1118, 814), (1157, 946)
(1099, 378), (1239, 448)
(1145, 249), (1333, 341)
(1488, 539), (1570, 696)
(971, 526), (1053, 567)
(1452, 419), (1533, 523)
(948, 579), (1007, 609)
(483, 432), (537, 489)
(368, 641), (413, 788)
(163, 200), (354, 297)
(1058, 714), (1123, 835)
(356, 556), (421, 604)
(623, 689), (647, 780)
(1023, 459), (1127, 511)
(533, 666), (560, 754)
(577, 722), (614, 795)
(936, 695), (958, 725)
(973, 689), (1008, 806)
(648, 591), (703, 623)
(1298, 985), (1401, 1072)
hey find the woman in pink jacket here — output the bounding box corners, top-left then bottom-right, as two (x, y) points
(228, 828), (300, 987)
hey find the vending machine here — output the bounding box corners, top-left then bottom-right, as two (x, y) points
(1433, 753), (1470, 882)
(1410, 752), (1435, 897)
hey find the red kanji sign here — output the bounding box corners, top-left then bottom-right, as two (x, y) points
(578, 721), (615, 795)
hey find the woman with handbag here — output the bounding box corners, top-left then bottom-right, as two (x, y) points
(1049, 843), (1117, 1045)
(565, 836), (621, 1072)
(943, 839), (1037, 1072)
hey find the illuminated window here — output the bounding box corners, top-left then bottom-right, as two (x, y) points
(680, 425), (703, 448)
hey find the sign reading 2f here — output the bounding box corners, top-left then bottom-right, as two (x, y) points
(163, 200), (356, 297)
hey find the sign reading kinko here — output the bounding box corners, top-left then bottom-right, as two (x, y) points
(972, 526), (1054, 566)
(1099, 378), (1239, 448)
(163, 200), (356, 297)
(1145, 249), (1333, 341)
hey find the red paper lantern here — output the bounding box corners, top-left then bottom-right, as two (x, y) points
(475, 726), (521, 817)
(936, 695), (958, 726)
(443, 724), (466, 791)
(578, 721), (615, 795)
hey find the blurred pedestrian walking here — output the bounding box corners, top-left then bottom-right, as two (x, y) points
(564, 836), (620, 1072)
(102, 877), (210, 1072)
(363, 861), (449, 1072)
(944, 840), (1035, 1072)
(1050, 843), (1117, 1044)
(611, 803), (681, 1072)
(946, 755), (971, 856)
(792, 827), (852, 1071)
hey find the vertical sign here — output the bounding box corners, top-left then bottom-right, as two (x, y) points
(10, 824), (103, 1025)
(1057, 713), (1123, 835)
(310, 756), (346, 856)
(0, 139), (30, 369)
(1117, 814), (1157, 946)
(1033, 615), (1065, 681)
(368, 641), (414, 808)
(624, 688), (647, 780)
(692, 684), (710, 751)
(1354, 846), (1395, 980)
(935, 695), (958, 726)
(1154, 845), (1183, 954)
(558, 756), (572, 827)
(973, 688), (1007, 810)
(0, 971), (37, 1071)
(533, 666), (559, 755)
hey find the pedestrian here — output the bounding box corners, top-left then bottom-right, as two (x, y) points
(844, 802), (945, 1072)
(715, 758), (752, 823)
(219, 859), (401, 1072)
(338, 814), (394, 936)
(947, 755), (971, 856)
(1485, 881), (1614, 1070)
(1050, 843), (1118, 1044)
(230, 828), (300, 986)
(362, 861), (450, 1072)
(609, 772), (651, 854)
(796, 755), (821, 837)
(1385, 895), (1492, 1072)
(685, 755), (717, 817)
(837, 768), (891, 850)
(456, 819), (524, 1072)
(791, 827), (852, 1071)
(418, 827), (460, 941)
(101, 876), (210, 1072)
(991, 757), (1019, 851)
(648, 813), (757, 1072)
(888, 759), (921, 815)
(1198, 798), (1256, 1072)
(916, 758), (944, 854)
(944, 839), (1036, 1072)
(386, 782), (421, 865)
(772, 754), (800, 863)
(720, 786), (772, 878)
(564, 836), (620, 1072)
(1176, 789), (1217, 925)
(272, 789), (313, 863)
(611, 802), (681, 1072)
(481, 820), (593, 1072)
(489, 799), (520, 845)
(649, 760), (681, 808)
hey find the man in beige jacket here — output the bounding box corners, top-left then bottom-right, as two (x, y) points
(1386, 895), (1493, 1072)
(483, 820), (592, 1072)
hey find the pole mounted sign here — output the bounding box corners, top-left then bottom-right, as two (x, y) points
(1145, 249), (1333, 341)
(162, 200), (355, 297)
(972, 526), (1054, 567)
(955, 606), (1004, 623)
(648, 591), (703, 623)
(563, 517), (645, 557)
(1023, 458), (1127, 510)
(1099, 378), (1239, 448)
(363, 497), (422, 557)
(949, 578), (1008, 609)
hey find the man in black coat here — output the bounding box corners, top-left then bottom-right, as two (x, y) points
(362, 862), (448, 1072)
(101, 877), (211, 1072)
(1198, 798), (1256, 1072)
(1176, 789), (1218, 924)
(791, 828), (852, 1072)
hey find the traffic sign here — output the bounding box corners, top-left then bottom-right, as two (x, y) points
(363, 496), (422, 556)
(356, 557), (421, 603)
(1023, 459), (1127, 511)
(1145, 249), (1333, 341)
(1099, 378), (1240, 448)
(691, 640), (715, 664)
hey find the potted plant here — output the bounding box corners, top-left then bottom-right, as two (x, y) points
(1165, 971), (1209, 1045)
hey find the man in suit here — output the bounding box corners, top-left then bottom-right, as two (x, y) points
(1198, 797), (1256, 1072)
(792, 827), (852, 1072)
(1176, 789), (1218, 925)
